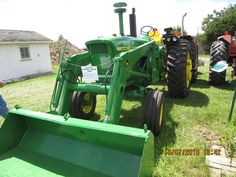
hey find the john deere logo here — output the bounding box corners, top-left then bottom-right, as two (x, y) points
(125, 60), (129, 68)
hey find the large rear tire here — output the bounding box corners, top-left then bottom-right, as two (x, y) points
(190, 41), (198, 83)
(70, 92), (96, 119)
(167, 39), (192, 98)
(143, 90), (164, 137)
(209, 40), (227, 85)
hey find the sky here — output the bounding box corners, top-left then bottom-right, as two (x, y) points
(0, 0), (235, 48)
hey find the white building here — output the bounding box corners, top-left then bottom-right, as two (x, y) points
(0, 29), (52, 82)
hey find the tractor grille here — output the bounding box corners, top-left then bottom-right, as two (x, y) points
(88, 44), (109, 54)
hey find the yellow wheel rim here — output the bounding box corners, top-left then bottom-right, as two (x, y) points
(159, 103), (164, 127)
(81, 93), (93, 114)
(186, 52), (192, 88)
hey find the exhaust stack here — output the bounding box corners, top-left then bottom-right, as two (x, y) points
(181, 13), (187, 36)
(129, 8), (137, 37)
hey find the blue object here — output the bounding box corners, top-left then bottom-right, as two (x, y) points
(0, 94), (8, 118)
(211, 61), (228, 73)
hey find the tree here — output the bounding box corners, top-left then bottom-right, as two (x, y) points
(200, 4), (236, 47)
(58, 34), (64, 41)
(172, 25), (187, 35)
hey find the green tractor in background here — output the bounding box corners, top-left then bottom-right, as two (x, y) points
(0, 2), (198, 177)
(163, 13), (199, 97)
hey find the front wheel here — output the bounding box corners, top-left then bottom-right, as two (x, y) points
(70, 92), (96, 119)
(143, 90), (164, 137)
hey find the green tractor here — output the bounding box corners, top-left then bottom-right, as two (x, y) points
(0, 3), (197, 177)
(163, 13), (199, 97)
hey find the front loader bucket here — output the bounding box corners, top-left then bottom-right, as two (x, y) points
(0, 109), (154, 177)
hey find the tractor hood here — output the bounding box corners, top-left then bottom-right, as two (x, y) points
(85, 36), (147, 53)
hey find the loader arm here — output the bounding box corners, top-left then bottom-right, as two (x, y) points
(105, 40), (159, 124)
(50, 40), (162, 125)
(50, 52), (91, 114)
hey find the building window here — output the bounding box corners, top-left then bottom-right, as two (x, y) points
(20, 47), (30, 61)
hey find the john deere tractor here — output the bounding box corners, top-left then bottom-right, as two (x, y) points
(163, 13), (199, 97)
(139, 25), (198, 98)
(163, 28), (198, 97)
(0, 3), (197, 177)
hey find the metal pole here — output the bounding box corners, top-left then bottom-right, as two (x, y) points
(114, 2), (127, 36)
(228, 85), (236, 121)
(118, 11), (125, 36)
(181, 13), (187, 36)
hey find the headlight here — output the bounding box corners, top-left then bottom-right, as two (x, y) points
(173, 36), (178, 42)
(166, 37), (171, 42)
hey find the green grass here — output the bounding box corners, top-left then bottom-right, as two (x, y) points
(1, 63), (236, 177)
(198, 54), (210, 58)
(1, 66), (58, 112)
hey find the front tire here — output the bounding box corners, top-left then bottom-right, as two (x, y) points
(143, 90), (164, 137)
(70, 92), (96, 119)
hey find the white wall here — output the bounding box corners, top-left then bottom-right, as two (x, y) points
(0, 43), (52, 81)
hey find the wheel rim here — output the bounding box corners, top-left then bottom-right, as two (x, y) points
(186, 52), (192, 88)
(159, 103), (164, 127)
(81, 93), (93, 114)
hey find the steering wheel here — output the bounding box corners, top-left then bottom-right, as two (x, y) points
(140, 26), (156, 37)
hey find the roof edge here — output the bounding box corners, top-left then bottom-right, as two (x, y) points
(0, 41), (52, 44)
